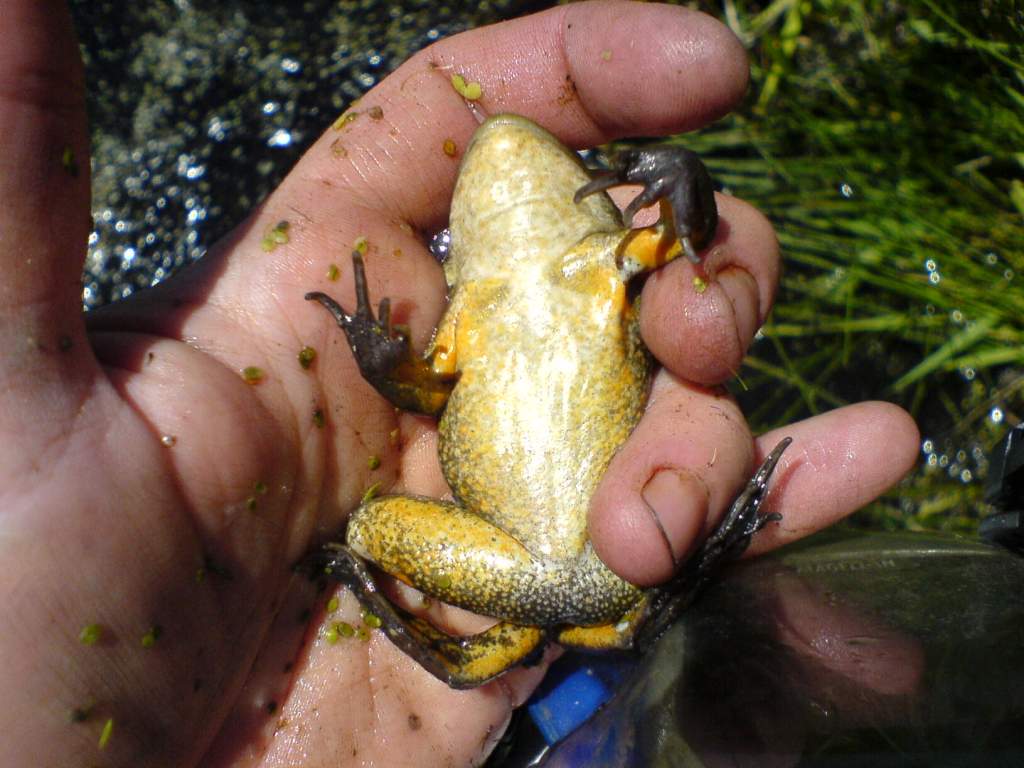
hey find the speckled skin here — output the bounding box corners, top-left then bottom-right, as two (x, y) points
(308, 115), (782, 687)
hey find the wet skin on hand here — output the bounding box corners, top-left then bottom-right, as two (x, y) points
(306, 114), (788, 689)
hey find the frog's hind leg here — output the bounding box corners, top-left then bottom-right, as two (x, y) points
(633, 437), (792, 650)
(555, 599), (650, 652)
(555, 439), (791, 657)
(307, 545), (547, 689)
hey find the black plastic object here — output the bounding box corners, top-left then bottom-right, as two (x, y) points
(981, 423), (1024, 553)
(496, 530), (1024, 767)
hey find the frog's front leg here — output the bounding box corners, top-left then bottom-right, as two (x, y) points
(575, 145), (718, 266)
(305, 251), (455, 415)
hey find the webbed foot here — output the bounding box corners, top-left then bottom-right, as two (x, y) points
(635, 437), (791, 650)
(689, 437), (790, 573)
(574, 146), (718, 263)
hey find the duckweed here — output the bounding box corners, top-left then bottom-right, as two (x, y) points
(242, 366), (265, 384)
(260, 220), (290, 252)
(298, 346), (317, 369)
(361, 481), (382, 504)
(450, 73), (482, 101)
(79, 623), (102, 646)
(140, 625), (162, 648)
(98, 717), (114, 749)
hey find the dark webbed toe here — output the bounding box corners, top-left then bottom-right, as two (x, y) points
(576, 145), (718, 263)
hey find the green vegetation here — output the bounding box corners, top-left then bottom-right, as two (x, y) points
(679, 0), (1023, 530)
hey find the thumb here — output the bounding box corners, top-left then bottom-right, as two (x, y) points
(0, 0), (95, 443)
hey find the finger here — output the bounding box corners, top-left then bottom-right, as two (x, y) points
(590, 371), (754, 587)
(746, 401), (920, 556)
(638, 195), (781, 385)
(590, 398), (919, 587)
(0, 0), (93, 427)
(289, 1), (748, 233)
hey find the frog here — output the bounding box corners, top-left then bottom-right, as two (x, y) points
(305, 114), (789, 689)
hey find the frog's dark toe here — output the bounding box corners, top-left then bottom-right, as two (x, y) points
(692, 437), (791, 579)
(575, 146), (718, 263)
(305, 251), (410, 382)
(635, 437), (790, 650)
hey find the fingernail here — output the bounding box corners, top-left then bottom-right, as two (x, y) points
(641, 469), (710, 566)
(717, 266), (760, 346)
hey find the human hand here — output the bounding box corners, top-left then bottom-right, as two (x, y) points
(0, 2), (918, 766)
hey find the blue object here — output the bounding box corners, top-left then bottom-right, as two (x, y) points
(526, 652), (634, 745)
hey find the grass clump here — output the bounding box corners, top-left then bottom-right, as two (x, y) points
(677, 0), (1024, 530)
